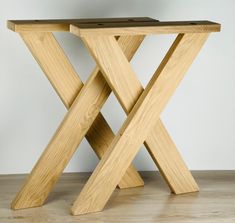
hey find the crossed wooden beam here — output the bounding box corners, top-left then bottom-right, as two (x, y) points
(8, 17), (220, 215)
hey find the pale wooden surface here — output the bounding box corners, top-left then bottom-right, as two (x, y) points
(11, 35), (144, 210)
(7, 18), (220, 34)
(70, 20), (220, 36)
(6, 18), (220, 216)
(71, 33), (208, 215)
(11, 68), (111, 210)
(7, 17), (156, 32)
(1, 171), (235, 223)
(19, 32), (144, 189)
(82, 34), (200, 195)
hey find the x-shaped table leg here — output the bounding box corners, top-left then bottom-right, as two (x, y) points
(71, 33), (209, 215)
(11, 33), (144, 210)
(81, 35), (200, 195)
(11, 31), (208, 214)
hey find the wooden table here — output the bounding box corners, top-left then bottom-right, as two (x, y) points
(7, 17), (220, 215)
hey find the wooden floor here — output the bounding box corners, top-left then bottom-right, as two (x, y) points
(0, 171), (234, 222)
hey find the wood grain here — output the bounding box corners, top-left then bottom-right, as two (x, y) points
(7, 17), (156, 32)
(82, 35), (200, 195)
(71, 33), (209, 215)
(2, 171), (235, 223)
(11, 34), (145, 210)
(70, 20), (220, 36)
(11, 68), (111, 210)
(20, 32), (82, 107)
(20, 32), (144, 189)
(7, 19), (220, 34)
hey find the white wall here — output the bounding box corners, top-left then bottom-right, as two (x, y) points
(0, 0), (235, 174)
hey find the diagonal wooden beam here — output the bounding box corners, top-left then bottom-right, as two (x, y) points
(11, 34), (144, 210)
(18, 32), (144, 189)
(71, 33), (209, 215)
(81, 35), (200, 194)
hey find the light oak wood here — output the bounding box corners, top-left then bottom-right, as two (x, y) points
(19, 32), (144, 189)
(11, 67), (111, 210)
(71, 33), (209, 215)
(1, 171), (235, 223)
(82, 34), (199, 195)
(7, 17), (156, 32)
(9, 21), (208, 199)
(20, 32), (82, 107)
(11, 35), (145, 210)
(70, 20), (220, 36)
(7, 18), (220, 216)
(81, 33), (199, 195)
(7, 19), (220, 34)
(145, 121), (197, 194)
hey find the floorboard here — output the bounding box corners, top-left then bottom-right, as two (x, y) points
(0, 171), (235, 222)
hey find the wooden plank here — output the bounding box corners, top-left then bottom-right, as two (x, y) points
(70, 20), (220, 36)
(82, 35), (199, 194)
(21, 32), (144, 189)
(20, 32), (82, 107)
(71, 33), (209, 215)
(11, 34), (145, 210)
(7, 17), (156, 32)
(7, 18), (220, 34)
(19, 32), (144, 189)
(11, 69), (111, 210)
(2, 171), (235, 223)
(145, 121), (198, 193)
